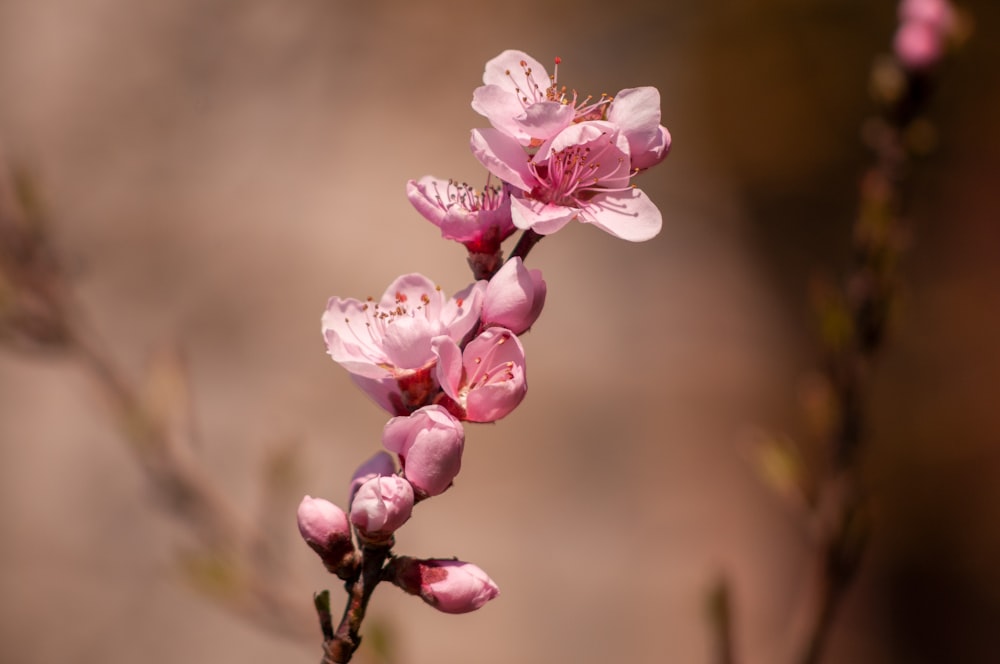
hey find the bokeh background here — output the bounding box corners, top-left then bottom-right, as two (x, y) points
(1, 0), (998, 662)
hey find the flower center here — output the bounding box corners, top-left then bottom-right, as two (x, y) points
(529, 136), (627, 205)
(430, 178), (504, 214)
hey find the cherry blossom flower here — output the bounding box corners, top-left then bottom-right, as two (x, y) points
(383, 405), (465, 498)
(894, 0), (956, 70)
(406, 176), (515, 254)
(471, 49), (612, 147)
(482, 257), (546, 334)
(322, 274), (486, 413)
(432, 327), (527, 422)
(471, 120), (662, 241)
(389, 557), (500, 614)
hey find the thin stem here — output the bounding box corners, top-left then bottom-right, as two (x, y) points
(508, 228), (544, 264)
(322, 544), (391, 664)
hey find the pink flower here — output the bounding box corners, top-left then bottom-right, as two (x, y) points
(382, 405), (465, 498)
(406, 176), (515, 253)
(348, 450), (397, 505)
(607, 87), (672, 171)
(894, 20), (944, 70)
(482, 257), (546, 335)
(297, 496), (356, 574)
(471, 50), (611, 147)
(894, 0), (955, 70)
(471, 120), (662, 241)
(350, 475), (414, 544)
(322, 274), (486, 413)
(389, 557), (500, 614)
(432, 327), (527, 423)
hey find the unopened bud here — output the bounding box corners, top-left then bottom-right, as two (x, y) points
(350, 475), (414, 544)
(383, 405), (465, 498)
(348, 450), (397, 505)
(297, 496), (356, 575)
(389, 557), (500, 614)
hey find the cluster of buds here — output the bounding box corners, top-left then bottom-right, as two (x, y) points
(300, 49), (669, 662)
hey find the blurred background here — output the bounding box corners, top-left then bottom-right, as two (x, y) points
(1, 0), (998, 662)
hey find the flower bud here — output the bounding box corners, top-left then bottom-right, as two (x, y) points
(348, 450), (397, 505)
(297, 496), (356, 574)
(350, 475), (414, 544)
(389, 557), (500, 614)
(482, 257), (546, 335)
(383, 405), (465, 498)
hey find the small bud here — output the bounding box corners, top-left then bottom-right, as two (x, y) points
(350, 475), (414, 544)
(348, 450), (397, 505)
(481, 257), (546, 334)
(383, 405), (465, 498)
(297, 496), (356, 575)
(389, 557), (500, 614)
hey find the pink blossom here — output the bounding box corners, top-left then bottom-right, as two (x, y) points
(297, 496), (356, 573)
(471, 50), (611, 147)
(607, 87), (672, 171)
(348, 450), (397, 505)
(432, 327), (527, 423)
(350, 475), (414, 544)
(389, 557), (500, 614)
(482, 257), (546, 334)
(406, 176), (515, 253)
(322, 274), (485, 413)
(471, 120), (662, 241)
(894, 0), (955, 70)
(894, 21), (944, 70)
(382, 405), (465, 498)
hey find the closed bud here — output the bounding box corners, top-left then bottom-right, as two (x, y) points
(348, 450), (397, 505)
(297, 496), (356, 575)
(383, 405), (465, 498)
(350, 475), (414, 544)
(481, 257), (546, 334)
(389, 557), (500, 614)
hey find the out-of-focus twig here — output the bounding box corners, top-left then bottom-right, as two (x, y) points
(0, 154), (315, 643)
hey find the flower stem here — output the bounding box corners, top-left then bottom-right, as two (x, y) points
(508, 229), (543, 264)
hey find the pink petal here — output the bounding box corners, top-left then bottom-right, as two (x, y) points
(582, 189), (663, 242)
(510, 196), (577, 235)
(431, 335), (465, 403)
(514, 101), (574, 142)
(481, 49), (549, 89)
(470, 128), (535, 192)
(607, 87), (667, 166)
(405, 177), (449, 228)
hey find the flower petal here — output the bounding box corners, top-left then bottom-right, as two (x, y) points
(470, 128), (535, 192)
(510, 196), (577, 235)
(581, 188), (662, 242)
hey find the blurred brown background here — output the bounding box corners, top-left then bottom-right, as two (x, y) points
(1, 0), (999, 662)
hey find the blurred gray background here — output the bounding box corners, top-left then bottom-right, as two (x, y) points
(1, 1), (999, 662)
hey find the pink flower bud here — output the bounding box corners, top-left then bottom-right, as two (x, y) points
(482, 257), (546, 335)
(297, 496), (356, 574)
(433, 327), (527, 423)
(383, 405), (465, 498)
(350, 475), (414, 544)
(389, 557), (500, 614)
(348, 450), (397, 505)
(894, 20), (944, 70)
